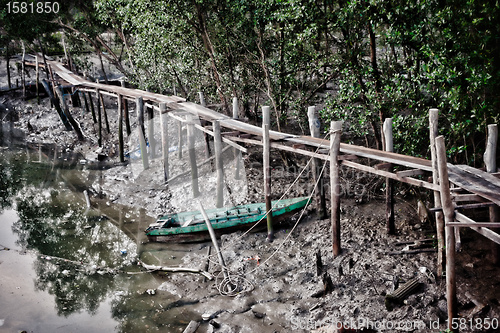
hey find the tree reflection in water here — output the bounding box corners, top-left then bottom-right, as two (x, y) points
(1, 150), (137, 321)
(1, 148), (197, 332)
(13, 187), (137, 317)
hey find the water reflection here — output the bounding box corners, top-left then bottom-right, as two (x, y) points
(0, 148), (168, 332)
(12, 187), (136, 317)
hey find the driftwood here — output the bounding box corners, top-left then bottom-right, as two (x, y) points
(182, 320), (200, 333)
(465, 291), (489, 317)
(140, 262), (213, 280)
(385, 277), (421, 310)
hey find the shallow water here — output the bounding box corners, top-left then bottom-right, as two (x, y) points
(0, 145), (201, 333)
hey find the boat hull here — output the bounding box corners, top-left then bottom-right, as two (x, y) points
(146, 197), (309, 243)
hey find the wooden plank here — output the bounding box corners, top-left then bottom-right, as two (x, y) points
(452, 194), (484, 202)
(341, 160), (439, 191)
(288, 135), (434, 171)
(168, 112), (247, 153)
(455, 212), (500, 245)
(225, 135), (330, 161)
(447, 222), (500, 228)
(447, 164), (500, 206)
(396, 169), (425, 178)
(375, 162), (392, 170)
(456, 164), (500, 187)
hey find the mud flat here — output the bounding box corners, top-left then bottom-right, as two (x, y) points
(1, 61), (499, 332)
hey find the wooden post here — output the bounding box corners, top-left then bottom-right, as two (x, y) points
(187, 115), (200, 197)
(330, 121), (343, 256)
(21, 41), (26, 99)
(308, 106), (327, 219)
(35, 56), (40, 104)
(87, 92), (97, 123)
(429, 109), (446, 277)
(136, 97), (149, 170)
(262, 106), (273, 242)
(118, 94), (124, 163)
(96, 89), (102, 147)
(97, 82), (110, 134)
(199, 91), (212, 160)
(383, 118), (395, 234)
(81, 91), (90, 115)
(177, 120), (183, 159)
(484, 124), (499, 265)
(435, 135), (457, 332)
(120, 80), (131, 136)
(55, 86), (84, 141)
(233, 97), (241, 180)
(159, 102), (169, 182)
(198, 91), (206, 107)
(147, 105), (155, 159)
(214, 120), (224, 208)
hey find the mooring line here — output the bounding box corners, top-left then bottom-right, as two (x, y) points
(203, 131), (332, 284)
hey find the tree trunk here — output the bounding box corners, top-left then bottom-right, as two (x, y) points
(97, 51), (109, 84)
(6, 45), (11, 89)
(193, 1), (228, 114)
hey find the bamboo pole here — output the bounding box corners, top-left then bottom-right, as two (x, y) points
(214, 120), (224, 208)
(35, 56), (40, 104)
(233, 96), (241, 180)
(308, 105), (326, 219)
(177, 120), (183, 159)
(435, 135), (457, 331)
(199, 201), (228, 281)
(118, 94), (124, 163)
(136, 97), (149, 170)
(199, 91), (212, 160)
(262, 106), (273, 242)
(159, 102), (169, 182)
(21, 41), (26, 99)
(147, 105), (155, 158)
(429, 109), (446, 277)
(330, 121), (343, 256)
(98, 89), (110, 134)
(87, 92), (97, 123)
(96, 89), (102, 147)
(484, 124), (499, 265)
(187, 115), (200, 197)
(383, 118), (395, 234)
(120, 80), (131, 136)
(82, 91), (90, 115)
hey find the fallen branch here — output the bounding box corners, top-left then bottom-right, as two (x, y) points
(140, 262), (213, 280)
(388, 249), (437, 255)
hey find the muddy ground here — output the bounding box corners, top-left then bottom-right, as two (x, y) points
(1, 60), (500, 333)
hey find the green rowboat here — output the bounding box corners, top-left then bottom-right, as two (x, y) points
(145, 197), (310, 243)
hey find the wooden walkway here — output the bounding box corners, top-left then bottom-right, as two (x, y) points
(37, 57), (500, 332)
(49, 58), (500, 203)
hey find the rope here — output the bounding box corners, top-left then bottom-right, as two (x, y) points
(214, 271), (254, 297)
(203, 131), (332, 294)
(218, 130), (331, 251)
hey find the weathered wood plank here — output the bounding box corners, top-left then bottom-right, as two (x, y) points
(342, 160), (439, 191)
(455, 212), (500, 245)
(447, 164), (500, 206)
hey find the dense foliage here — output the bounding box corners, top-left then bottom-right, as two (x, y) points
(1, 0), (499, 164)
